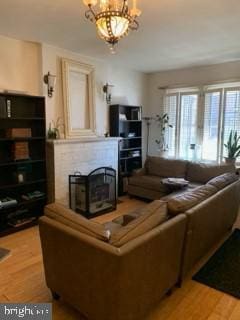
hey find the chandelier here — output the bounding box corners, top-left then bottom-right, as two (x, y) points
(83, 0), (141, 52)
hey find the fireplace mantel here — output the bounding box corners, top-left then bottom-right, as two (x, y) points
(47, 137), (121, 145)
(47, 137), (119, 205)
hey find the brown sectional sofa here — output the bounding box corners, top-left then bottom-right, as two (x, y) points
(162, 173), (240, 277)
(128, 156), (236, 200)
(40, 203), (187, 320)
(39, 158), (240, 320)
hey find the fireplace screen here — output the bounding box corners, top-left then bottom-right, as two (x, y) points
(69, 167), (117, 218)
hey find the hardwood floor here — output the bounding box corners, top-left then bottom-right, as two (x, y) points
(0, 196), (240, 320)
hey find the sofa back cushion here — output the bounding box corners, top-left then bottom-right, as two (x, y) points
(110, 200), (168, 247)
(207, 173), (238, 190)
(186, 162), (235, 183)
(44, 203), (109, 241)
(167, 185), (217, 215)
(145, 156), (188, 178)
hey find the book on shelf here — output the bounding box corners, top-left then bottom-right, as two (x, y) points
(8, 216), (36, 228)
(0, 97), (7, 118)
(6, 128), (32, 138)
(12, 142), (30, 160)
(0, 197), (18, 210)
(21, 191), (45, 201)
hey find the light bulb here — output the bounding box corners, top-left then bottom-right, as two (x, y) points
(130, 7), (141, 17)
(131, 0), (141, 17)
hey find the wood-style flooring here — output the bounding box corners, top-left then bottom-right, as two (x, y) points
(0, 196), (240, 320)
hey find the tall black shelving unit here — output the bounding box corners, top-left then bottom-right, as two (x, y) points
(0, 93), (47, 237)
(110, 105), (142, 195)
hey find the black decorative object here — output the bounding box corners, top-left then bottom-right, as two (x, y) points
(69, 167), (117, 218)
(0, 93), (47, 237)
(110, 105), (142, 195)
(193, 229), (240, 299)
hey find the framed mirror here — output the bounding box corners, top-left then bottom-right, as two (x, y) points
(62, 58), (96, 138)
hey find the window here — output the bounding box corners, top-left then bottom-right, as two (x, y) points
(179, 93), (198, 159)
(164, 94), (177, 157)
(222, 89), (240, 159)
(162, 83), (240, 163)
(202, 91), (221, 161)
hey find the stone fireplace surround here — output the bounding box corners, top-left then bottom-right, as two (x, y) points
(47, 137), (119, 206)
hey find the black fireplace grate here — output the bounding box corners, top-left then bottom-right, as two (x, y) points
(69, 167), (117, 218)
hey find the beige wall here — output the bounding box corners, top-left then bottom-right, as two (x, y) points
(0, 35), (42, 95)
(41, 44), (147, 137)
(0, 35), (147, 155)
(147, 61), (240, 155)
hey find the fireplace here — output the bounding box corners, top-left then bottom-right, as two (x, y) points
(69, 167), (117, 218)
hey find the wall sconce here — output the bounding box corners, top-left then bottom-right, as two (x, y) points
(103, 83), (114, 105)
(43, 72), (56, 98)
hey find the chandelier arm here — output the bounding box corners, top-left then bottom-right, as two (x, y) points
(129, 19), (139, 31)
(85, 4), (96, 22)
(121, 0), (127, 14)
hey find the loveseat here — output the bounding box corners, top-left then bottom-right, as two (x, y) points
(128, 156), (235, 200)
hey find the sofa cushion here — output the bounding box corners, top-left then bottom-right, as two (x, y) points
(167, 185), (217, 215)
(129, 175), (168, 192)
(207, 173), (239, 190)
(161, 182), (203, 201)
(145, 156), (188, 178)
(44, 203), (109, 241)
(186, 162), (235, 183)
(110, 200), (168, 247)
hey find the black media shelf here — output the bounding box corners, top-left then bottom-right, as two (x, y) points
(0, 179), (46, 190)
(0, 117), (45, 121)
(121, 147), (142, 151)
(0, 137), (45, 142)
(0, 219), (38, 237)
(0, 159), (45, 167)
(0, 197), (46, 214)
(110, 104), (142, 195)
(0, 92), (47, 237)
(121, 137), (142, 140)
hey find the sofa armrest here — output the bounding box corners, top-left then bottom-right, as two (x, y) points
(181, 180), (240, 278)
(132, 167), (146, 176)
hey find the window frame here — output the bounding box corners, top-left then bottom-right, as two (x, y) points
(201, 89), (222, 162)
(162, 83), (240, 163)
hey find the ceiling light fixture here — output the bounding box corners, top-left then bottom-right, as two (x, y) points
(83, 0), (141, 52)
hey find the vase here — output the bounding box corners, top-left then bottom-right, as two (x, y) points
(224, 157), (236, 165)
(159, 150), (168, 158)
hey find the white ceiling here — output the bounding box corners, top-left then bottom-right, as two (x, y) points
(0, 0), (240, 73)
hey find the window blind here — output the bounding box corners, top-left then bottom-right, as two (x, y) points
(164, 94), (177, 157)
(222, 88), (240, 159)
(161, 83), (240, 163)
(202, 91), (221, 161)
(179, 93), (198, 160)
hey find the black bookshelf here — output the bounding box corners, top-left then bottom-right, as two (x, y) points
(110, 105), (142, 195)
(0, 93), (47, 237)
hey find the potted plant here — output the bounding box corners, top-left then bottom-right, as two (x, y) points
(155, 113), (173, 156)
(224, 130), (240, 164)
(47, 117), (64, 140)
